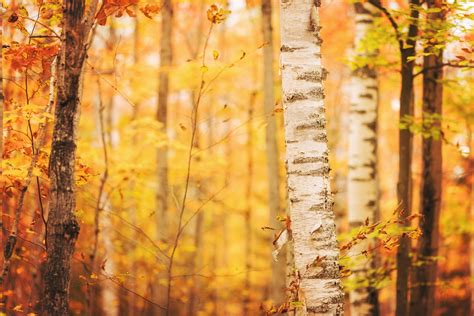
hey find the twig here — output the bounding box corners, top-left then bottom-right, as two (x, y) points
(165, 22), (214, 315)
(87, 61), (137, 109)
(413, 62), (474, 77)
(367, 0), (403, 53)
(0, 21), (57, 285)
(87, 77), (109, 314)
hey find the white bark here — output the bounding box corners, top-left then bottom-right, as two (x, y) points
(280, 0), (344, 314)
(347, 3), (379, 315)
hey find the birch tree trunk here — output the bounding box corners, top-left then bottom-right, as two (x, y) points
(262, 0), (286, 305)
(348, 2), (379, 315)
(43, 0), (97, 314)
(409, 2), (444, 314)
(280, 0), (344, 313)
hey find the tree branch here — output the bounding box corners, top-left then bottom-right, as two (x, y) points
(367, 0), (404, 53)
(414, 62), (474, 77)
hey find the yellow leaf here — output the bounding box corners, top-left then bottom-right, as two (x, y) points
(212, 50), (219, 60)
(13, 305), (23, 312)
(32, 167), (42, 177)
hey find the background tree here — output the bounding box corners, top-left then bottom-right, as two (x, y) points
(409, 1), (445, 314)
(155, 0), (173, 311)
(367, 0), (420, 314)
(347, 1), (380, 315)
(156, 0), (173, 245)
(261, 0), (286, 305)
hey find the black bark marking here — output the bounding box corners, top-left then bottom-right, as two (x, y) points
(313, 133), (328, 142)
(364, 121), (377, 133)
(366, 200), (376, 208)
(281, 45), (303, 52)
(296, 69), (328, 82)
(356, 19), (374, 24)
(285, 87), (325, 103)
(293, 156), (328, 164)
(350, 109), (368, 115)
(4, 236), (17, 259)
(296, 118), (326, 130)
(288, 166), (329, 176)
(309, 203), (325, 212)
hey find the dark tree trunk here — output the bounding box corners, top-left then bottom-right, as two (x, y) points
(409, 1), (444, 314)
(395, 1), (419, 315)
(43, 0), (96, 314)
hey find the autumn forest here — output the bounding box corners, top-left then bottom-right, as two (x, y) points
(0, 0), (473, 315)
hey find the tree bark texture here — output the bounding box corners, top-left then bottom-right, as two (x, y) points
(409, 1), (444, 314)
(156, 0), (173, 313)
(280, 0), (344, 313)
(348, 2), (379, 315)
(156, 0), (173, 240)
(43, 0), (96, 314)
(395, 1), (419, 315)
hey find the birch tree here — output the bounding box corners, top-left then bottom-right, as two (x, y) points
(348, 2), (379, 315)
(43, 0), (97, 314)
(280, 0), (344, 313)
(262, 0), (286, 304)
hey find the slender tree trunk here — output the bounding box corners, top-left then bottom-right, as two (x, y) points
(467, 123), (474, 315)
(120, 13), (140, 316)
(348, 2), (379, 315)
(188, 92), (204, 315)
(262, 0), (286, 305)
(156, 0), (173, 312)
(207, 99), (220, 316)
(410, 4), (444, 313)
(96, 89), (118, 312)
(245, 93), (256, 314)
(156, 0), (173, 241)
(215, 11), (230, 315)
(43, 0), (97, 314)
(186, 5), (207, 312)
(395, 2), (419, 315)
(101, 75), (119, 316)
(279, 0), (343, 313)
(243, 91), (256, 315)
(188, 211), (204, 314)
